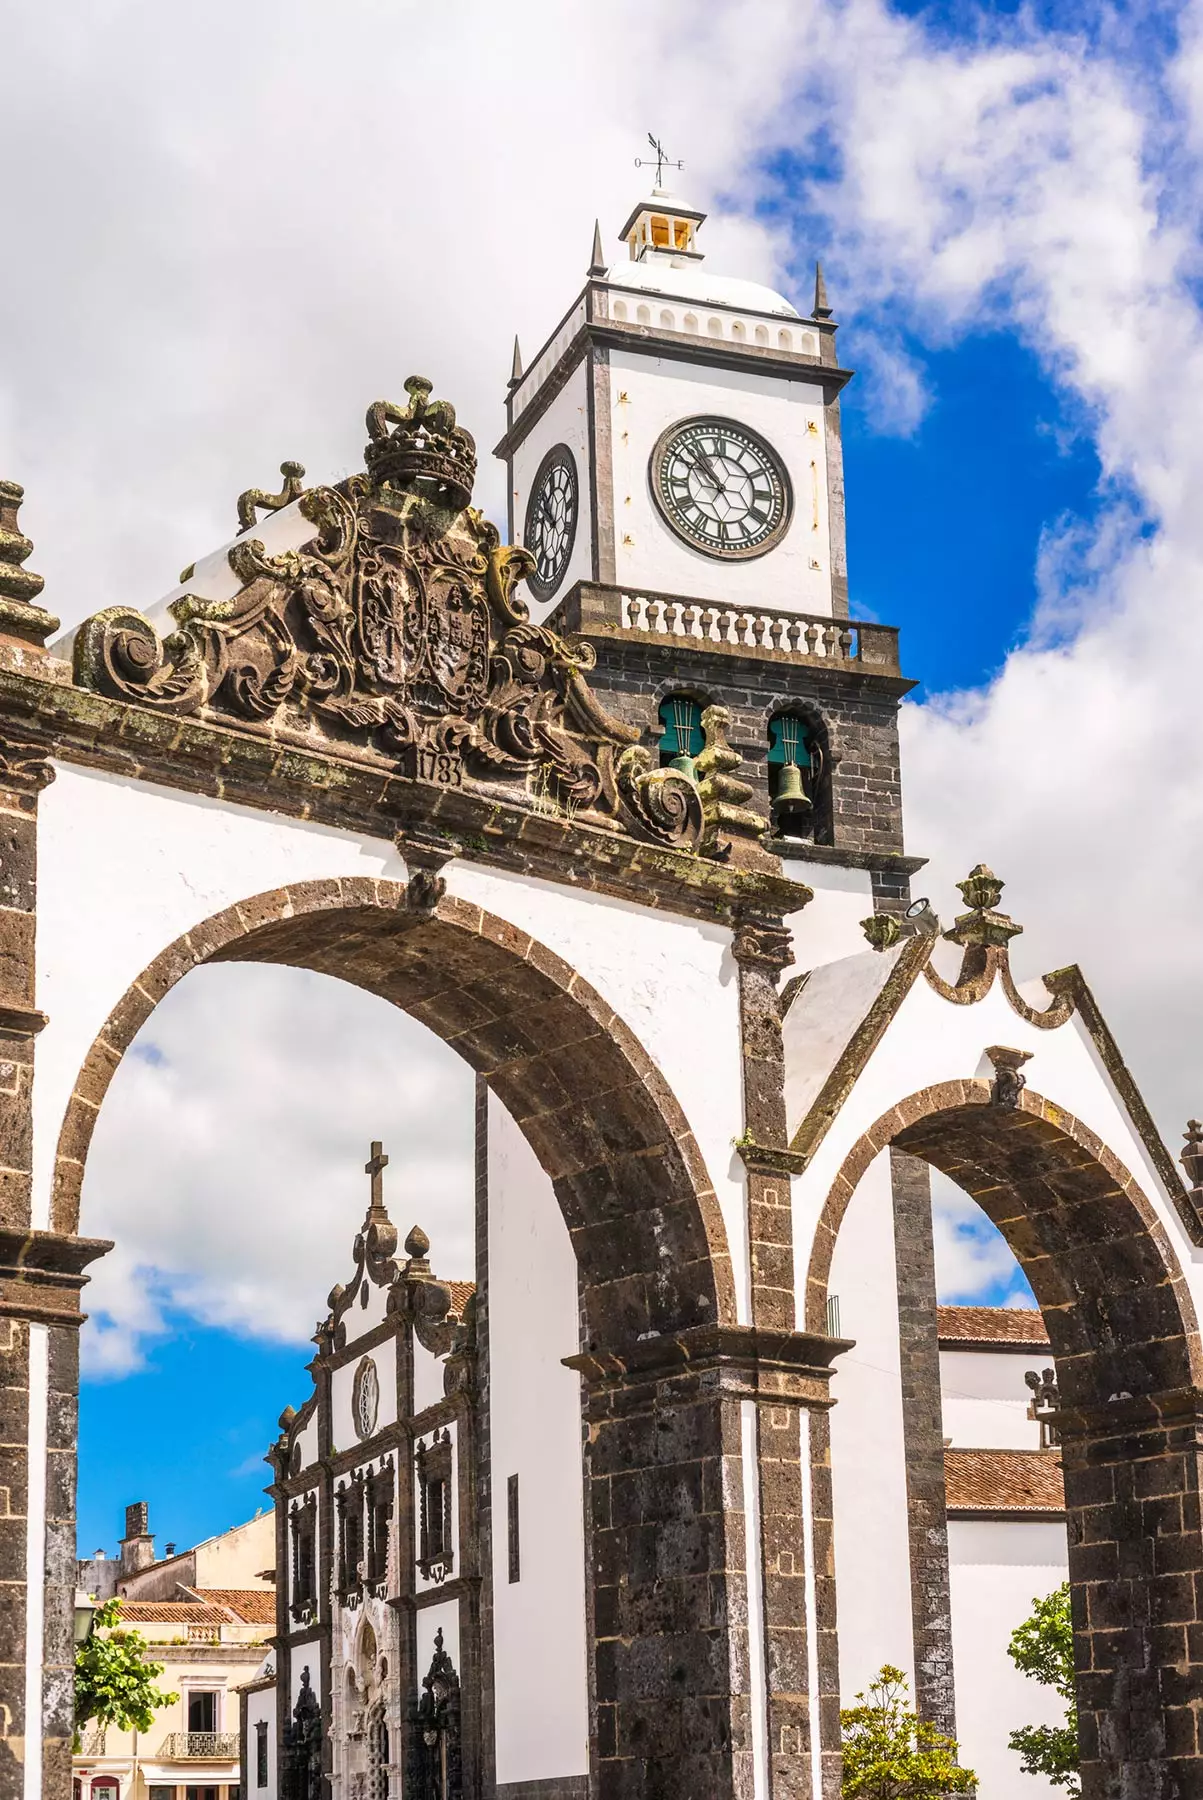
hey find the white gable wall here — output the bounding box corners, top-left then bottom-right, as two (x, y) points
(948, 1520), (1067, 1799)
(487, 1093), (589, 1786)
(825, 1149), (915, 1701)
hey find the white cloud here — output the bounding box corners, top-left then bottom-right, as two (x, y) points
(930, 1173), (1034, 1307)
(80, 966), (475, 1376)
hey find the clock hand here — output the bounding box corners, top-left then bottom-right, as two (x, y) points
(695, 449), (725, 489)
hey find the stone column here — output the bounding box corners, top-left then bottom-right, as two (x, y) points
(1059, 1392), (1203, 1798)
(888, 1149), (956, 1738)
(731, 912), (840, 1800)
(568, 1327), (843, 1800)
(0, 492), (110, 1800)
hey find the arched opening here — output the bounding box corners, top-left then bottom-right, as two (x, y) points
(62, 878), (738, 1800)
(767, 705), (831, 844)
(808, 1081), (1203, 1800)
(656, 692), (705, 783)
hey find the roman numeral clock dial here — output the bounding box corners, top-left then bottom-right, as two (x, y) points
(523, 444), (579, 601)
(651, 417), (792, 560)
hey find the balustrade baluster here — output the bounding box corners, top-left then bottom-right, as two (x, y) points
(663, 602), (680, 635)
(681, 605), (699, 638)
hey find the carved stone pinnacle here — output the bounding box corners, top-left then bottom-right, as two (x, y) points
(0, 481), (60, 647)
(405, 1223), (431, 1262)
(861, 912), (902, 952)
(944, 863), (1022, 948)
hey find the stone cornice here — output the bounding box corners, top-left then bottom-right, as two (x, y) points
(0, 662), (812, 927)
(0, 1225), (112, 1325)
(564, 1320), (853, 1407)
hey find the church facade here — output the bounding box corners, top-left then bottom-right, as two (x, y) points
(2, 179), (1202, 1800)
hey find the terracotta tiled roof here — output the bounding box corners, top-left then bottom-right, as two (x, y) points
(945, 1448), (1064, 1515)
(193, 1588), (276, 1625)
(444, 1279), (474, 1318)
(938, 1305), (1049, 1347)
(117, 1600), (228, 1623)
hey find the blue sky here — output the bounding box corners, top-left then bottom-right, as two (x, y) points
(14, 0), (1193, 1554)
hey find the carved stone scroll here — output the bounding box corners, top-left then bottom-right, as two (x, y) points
(72, 379), (704, 855)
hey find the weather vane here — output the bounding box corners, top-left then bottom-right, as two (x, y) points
(635, 133), (684, 188)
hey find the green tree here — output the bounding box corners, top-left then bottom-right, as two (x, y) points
(841, 1664), (977, 1798)
(1007, 1583), (1081, 1793)
(75, 1599), (179, 1741)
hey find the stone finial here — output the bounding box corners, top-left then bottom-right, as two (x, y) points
(943, 864), (1022, 948)
(861, 912), (902, 952)
(404, 1223), (431, 1263)
(589, 219), (606, 277)
(985, 1044), (1032, 1109)
(0, 480), (60, 647)
(236, 460), (306, 533)
(812, 261), (832, 319)
(1025, 1367), (1060, 1447)
(1182, 1120), (1203, 1191)
(695, 704), (771, 869)
(509, 335), (524, 387)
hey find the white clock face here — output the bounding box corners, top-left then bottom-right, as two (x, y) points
(650, 417), (792, 560)
(524, 445), (578, 600)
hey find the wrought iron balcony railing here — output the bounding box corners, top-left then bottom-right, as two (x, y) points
(157, 1731), (240, 1760)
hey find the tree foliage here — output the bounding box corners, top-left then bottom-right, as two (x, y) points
(1007, 1583), (1081, 1794)
(75, 1599), (179, 1736)
(841, 1664), (977, 1798)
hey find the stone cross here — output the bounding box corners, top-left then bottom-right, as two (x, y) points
(365, 1140), (389, 1212)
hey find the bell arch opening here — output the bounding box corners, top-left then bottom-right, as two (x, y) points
(808, 1078), (1203, 1800)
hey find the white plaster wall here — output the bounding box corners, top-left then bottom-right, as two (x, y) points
(413, 1418), (457, 1598)
(790, 970), (1203, 1326)
(292, 1656), (322, 1707)
(449, 859), (749, 1321)
(940, 1350), (1051, 1450)
(329, 1342), (397, 1455)
(412, 1337), (447, 1416)
(488, 1094), (589, 1785)
(415, 1600), (459, 1694)
(608, 350), (832, 616)
(948, 1520), (1068, 1798)
(35, 763), (406, 1230)
(194, 1510), (275, 1586)
(40, 765), (743, 1321)
(243, 1685), (277, 1798)
(783, 864), (874, 979)
(510, 358), (593, 617)
(826, 1150), (915, 1700)
(295, 1412), (320, 1472)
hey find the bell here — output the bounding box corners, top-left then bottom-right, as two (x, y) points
(668, 751), (697, 783)
(772, 760), (812, 836)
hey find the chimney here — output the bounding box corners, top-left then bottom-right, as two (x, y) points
(119, 1501), (156, 1574)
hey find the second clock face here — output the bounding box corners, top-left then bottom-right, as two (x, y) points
(524, 445), (579, 600)
(651, 417), (792, 560)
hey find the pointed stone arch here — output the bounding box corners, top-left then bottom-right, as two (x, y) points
(807, 1077), (1203, 1800)
(53, 874), (736, 1341)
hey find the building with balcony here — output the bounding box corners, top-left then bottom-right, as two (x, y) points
(74, 1507), (276, 1800)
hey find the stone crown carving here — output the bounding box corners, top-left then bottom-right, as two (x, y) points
(72, 378), (705, 854)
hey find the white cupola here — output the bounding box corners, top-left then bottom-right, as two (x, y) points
(618, 189), (707, 265)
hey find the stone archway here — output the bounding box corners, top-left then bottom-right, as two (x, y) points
(53, 875), (736, 1343)
(807, 1078), (1203, 1800)
(51, 873), (758, 1800)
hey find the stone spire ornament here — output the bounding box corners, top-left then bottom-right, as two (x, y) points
(589, 218), (606, 277)
(812, 261), (832, 320)
(1182, 1120), (1203, 1197)
(0, 480), (59, 648)
(509, 335), (524, 388)
(943, 864), (1022, 948)
(695, 704), (772, 870)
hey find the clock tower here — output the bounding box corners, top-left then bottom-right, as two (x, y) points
(494, 183), (918, 907)
(495, 186), (851, 621)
